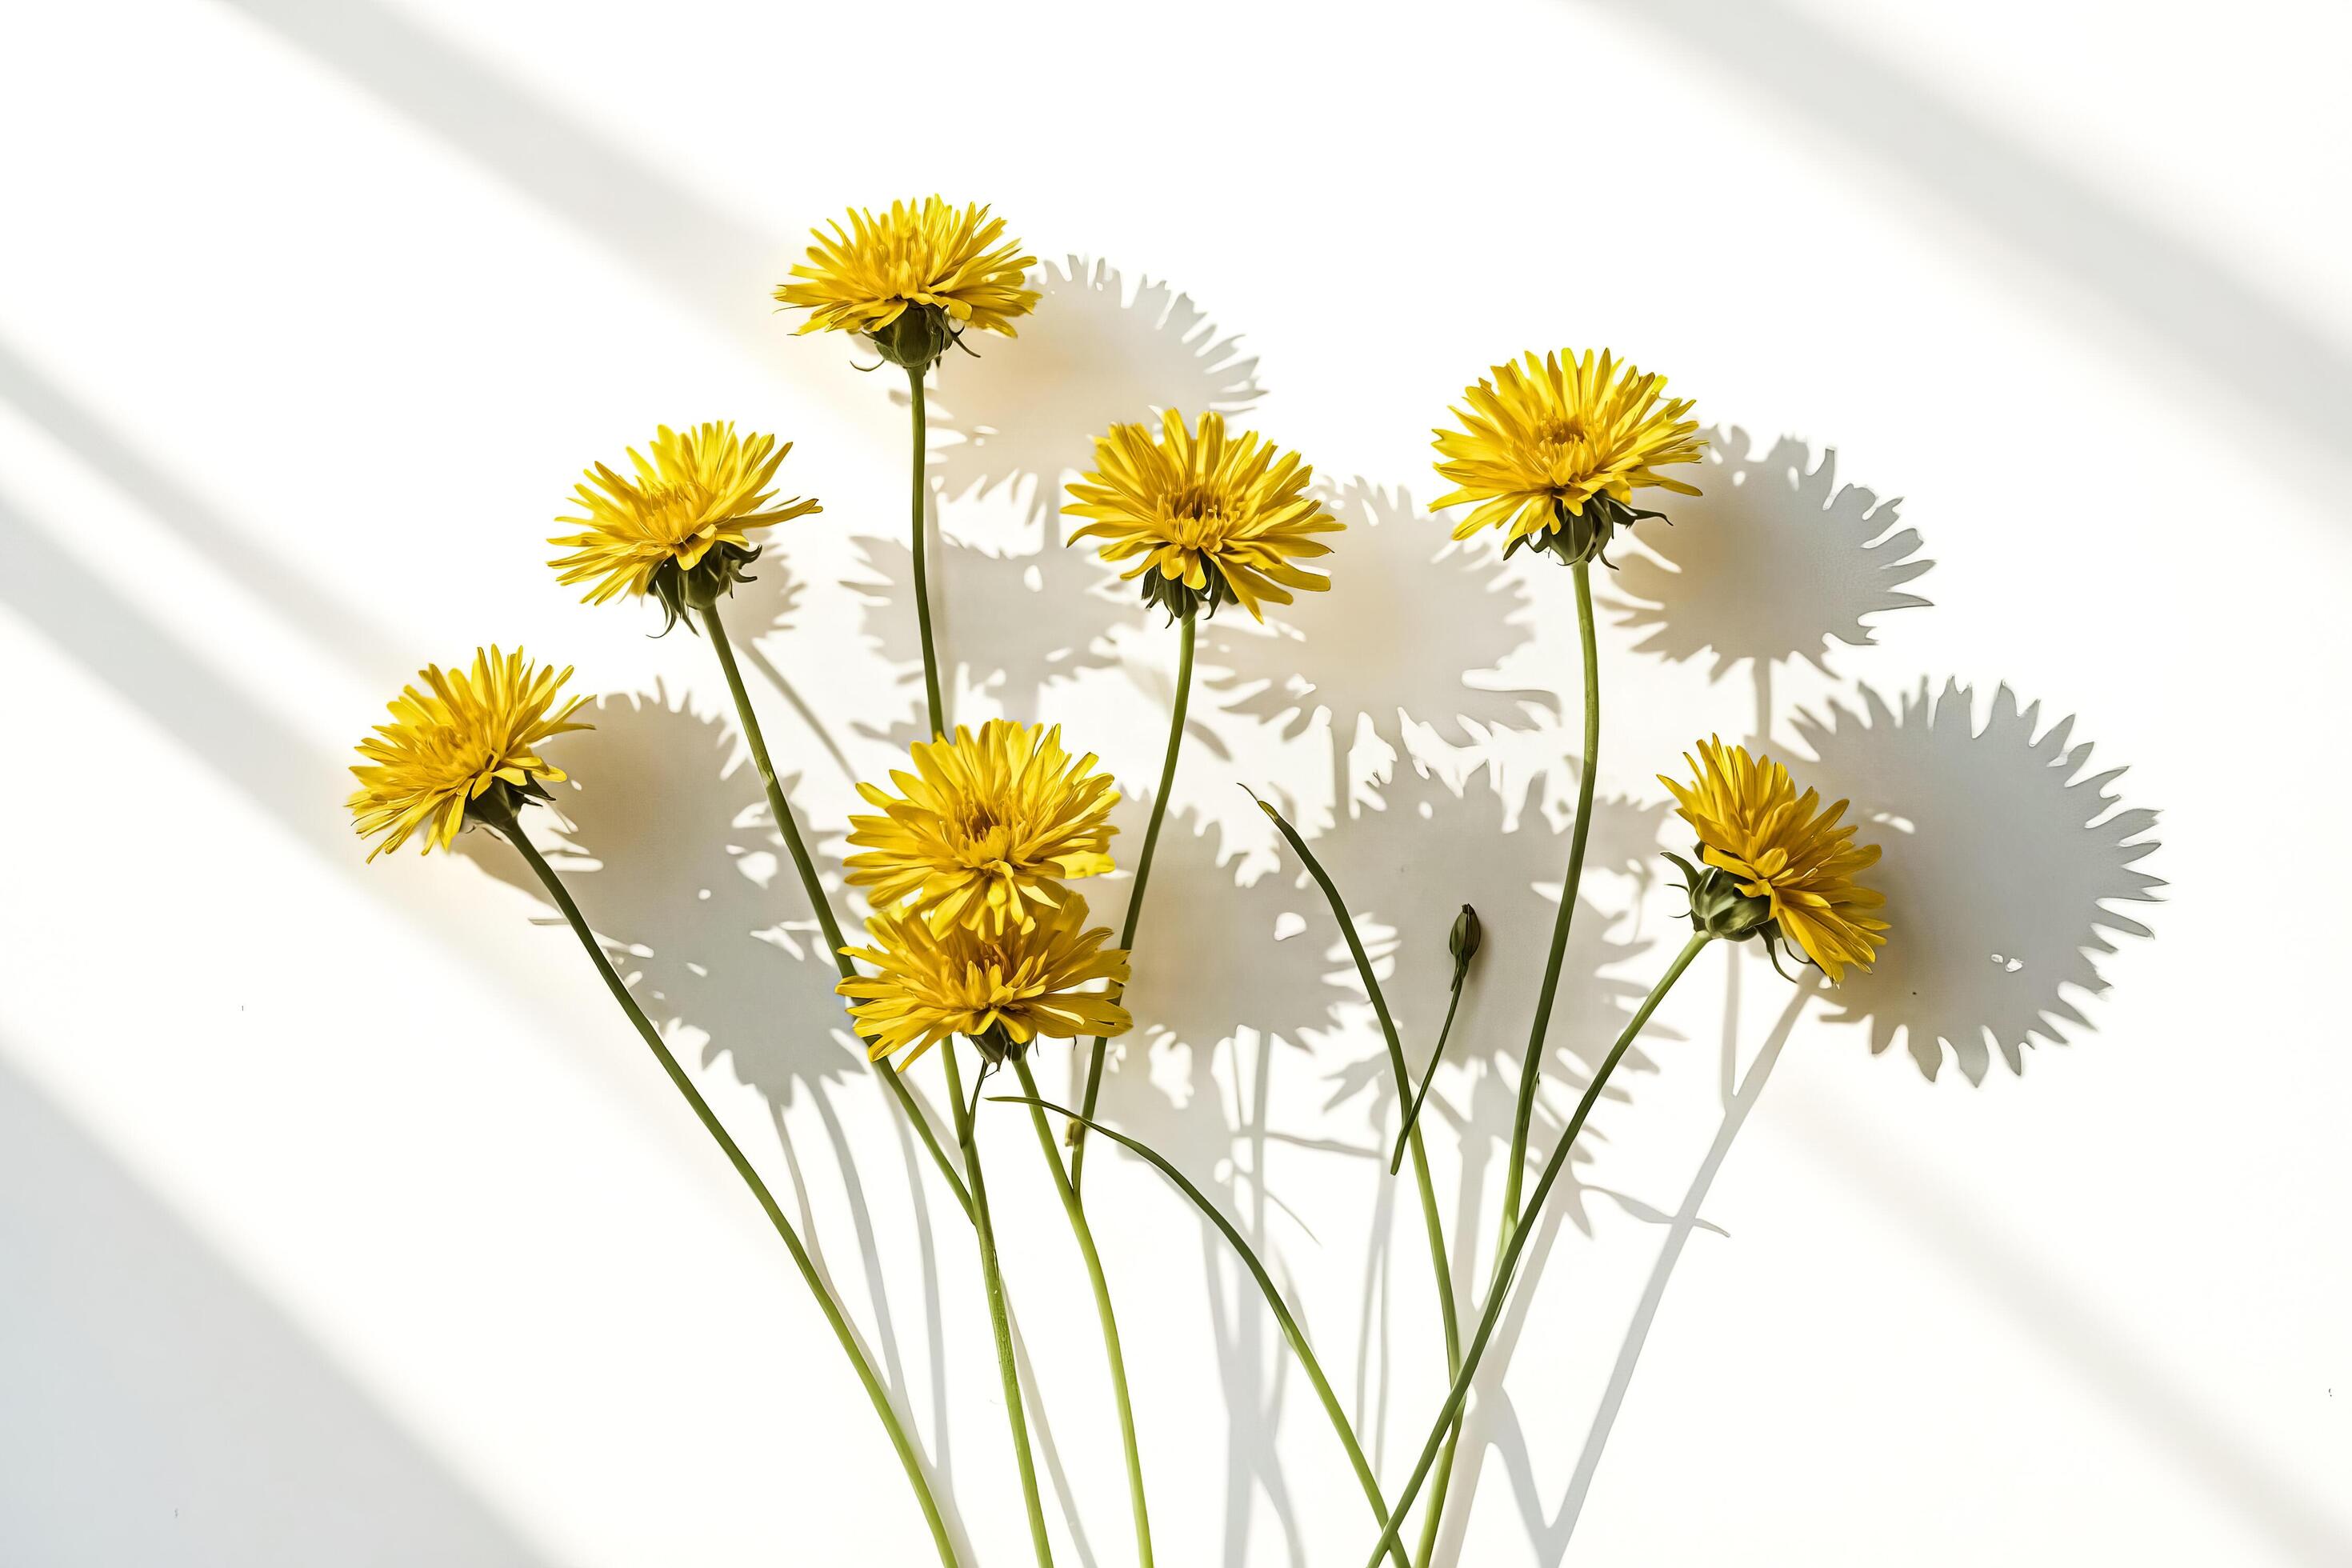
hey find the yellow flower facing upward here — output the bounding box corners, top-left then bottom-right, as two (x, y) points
(348, 646), (590, 860)
(550, 422), (820, 626)
(839, 896), (1131, 1067)
(777, 197), (1038, 367)
(1064, 409), (1341, 622)
(1660, 737), (1888, 982)
(846, 721), (1119, 934)
(1433, 350), (1704, 563)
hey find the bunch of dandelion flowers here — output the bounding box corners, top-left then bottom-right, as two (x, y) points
(777, 196), (1038, 738)
(842, 897), (1135, 1568)
(346, 648), (960, 1567)
(549, 420), (973, 1215)
(1358, 740), (1886, 1568)
(1059, 407), (1341, 1186)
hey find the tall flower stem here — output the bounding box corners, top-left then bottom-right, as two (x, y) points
(701, 601), (973, 1221)
(1011, 1058), (1153, 1567)
(1256, 798), (1463, 1547)
(1014, 1094), (1413, 1568)
(486, 809), (962, 1568)
(1069, 610), (1195, 1190)
(944, 1044), (1055, 1567)
(1497, 558), (1602, 1249)
(1357, 932), (1712, 1568)
(907, 365), (946, 738)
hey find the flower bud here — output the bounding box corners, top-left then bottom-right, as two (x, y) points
(1449, 904), (1482, 970)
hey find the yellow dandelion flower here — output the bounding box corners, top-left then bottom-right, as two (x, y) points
(839, 896), (1131, 1067)
(845, 721), (1119, 935)
(347, 646), (590, 860)
(550, 422), (820, 624)
(1660, 736), (1889, 982)
(1064, 409), (1342, 622)
(1432, 349), (1704, 562)
(776, 197), (1038, 365)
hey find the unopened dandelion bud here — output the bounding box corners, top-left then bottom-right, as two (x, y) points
(1449, 904), (1482, 971)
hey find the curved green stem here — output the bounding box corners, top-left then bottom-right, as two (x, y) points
(1357, 932), (1712, 1568)
(945, 1045), (1054, 1567)
(1497, 558), (1602, 1251)
(1069, 610), (1194, 1190)
(1003, 1093), (1413, 1568)
(1392, 966), (1467, 1175)
(908, 365), (945, 738)
(1012, 1058), (1152, 1567)
(702, 601), (972, 1221)
(490, 812), (962, 1568)
(1255, 794), (1463, 1554)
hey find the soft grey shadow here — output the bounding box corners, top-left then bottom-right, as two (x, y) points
(913, 256), (1265, 527)
(0, 1048), (555, 1566)
(1091, 802), (1323, 1566)
(1792, 678), (2163, 1082)
(1484, 674), (2166, 1566)
(454, 687), (963, 1515)
(1605, 426), (1930, 689)
(725, 552), (858, 786)
(1578, 0), (2352, 480)
(846, 532), (1140, 734)
(1203, 481), (1550, 810)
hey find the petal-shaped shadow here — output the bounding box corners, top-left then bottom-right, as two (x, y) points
(845, 533), (1139, 730)
(912, 257), (1264, 526)
(1292, 760), (1669, 1180)
(1203, 481), (1550, 812)
(1606, 427), (1931, 681)
(456, 686), (856, 1104)
(1789, 678), (2162, 1082)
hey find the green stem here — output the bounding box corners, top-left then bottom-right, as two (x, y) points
(1497, 558), (1602, 1252)
(946, 1045), (1054, 1568)
(1357, 933), (1712, 1568)
(1255, 795), (1464, 1539)
(702, 601), (973, 1221)
(1069, 610), (1194, 1191)
(1012, 1058), (1153, 1567)
(908, 365), (945, 738)
(1004, 1094), (1413, 1568)
(1392, 966), (1467, 1175)
(1402, 970), (1471, 1568)
(490, 811), (962, 1568)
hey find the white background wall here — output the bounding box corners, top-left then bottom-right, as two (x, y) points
(3, 1), (2348, 1563)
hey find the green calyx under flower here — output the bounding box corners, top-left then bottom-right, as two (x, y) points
(462, 772), (558, 837)
(649, 542), (764, 635)
(969, 1022), (1023, 1066)
(1664, 849), (1810, 980)
(1505, 492), (1666, 570)
(1134, 556), (1240, 623)
(866, 302), (963, 373)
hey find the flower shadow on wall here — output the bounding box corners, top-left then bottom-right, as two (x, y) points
(1089, 798), (1330, 1567)
(1603, 426), (1932, 719)
(1205, 481), (1550, 810)
(846, 533), (1138, 735)
(906, 257), (1265, 527)
(450, 687), (965, 1506)
(1464, 679), (2166, 1568)
(1791, 678), (2164, 1082)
